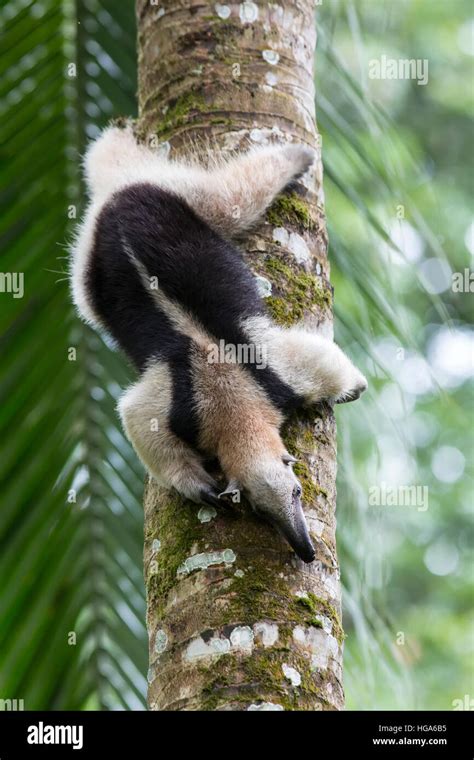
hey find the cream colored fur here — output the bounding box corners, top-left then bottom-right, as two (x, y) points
(71, 126), (313, 329)
(83, 124), (314, 234)
(118, 361), (216, 502)
(243, 316), (368, 403)
(72, 125), (367, 548)
(118, 339), (299, 513)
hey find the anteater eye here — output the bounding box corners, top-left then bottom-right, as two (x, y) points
(293, 485), (302, 498)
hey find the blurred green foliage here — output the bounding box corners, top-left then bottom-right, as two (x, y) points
(0, 0), (472, 710)
(318, 0), (473, 709)
(1, 0), (144, 710)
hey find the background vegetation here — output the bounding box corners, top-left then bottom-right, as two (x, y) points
(1, 0), (472, 709)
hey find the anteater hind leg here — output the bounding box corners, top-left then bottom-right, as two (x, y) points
(180, 143), (316, 238)
(83, 126), (315, 239)
(118, 365), (220, 506)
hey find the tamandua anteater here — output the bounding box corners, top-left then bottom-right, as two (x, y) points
(70, 126), (367, 563)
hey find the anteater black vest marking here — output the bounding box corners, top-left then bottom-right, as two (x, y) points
(86, 183), (302, 448)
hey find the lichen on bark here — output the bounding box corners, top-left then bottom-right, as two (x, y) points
(137, 0), (344, 711)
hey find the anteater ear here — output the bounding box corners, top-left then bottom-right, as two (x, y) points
(218, 479), (242, 505)
(282, 453), (297, 465)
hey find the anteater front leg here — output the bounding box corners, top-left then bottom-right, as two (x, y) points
(118, 367), (220, 507)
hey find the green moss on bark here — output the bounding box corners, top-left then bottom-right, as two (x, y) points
(155, 92), (206, 140)
(145, 490), (202, 616)
(296, 593), (345, 646)
(220, 565), (335, 633)
(264, 256), (332, 327)
(279, 416), (327, 505)
(267, 192), (315, 230)
(200, 649), (333, 711)
(293, 459), (325, 505)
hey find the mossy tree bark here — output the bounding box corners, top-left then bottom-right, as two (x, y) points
(137, 0), (344, 711)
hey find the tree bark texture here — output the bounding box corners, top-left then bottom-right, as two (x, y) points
(137, 0), (344, 711)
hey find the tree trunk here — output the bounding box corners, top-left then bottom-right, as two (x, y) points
(137, 0), (343, 711)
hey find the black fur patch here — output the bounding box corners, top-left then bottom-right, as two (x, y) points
(168, 337), (200, 448)
(86, 183), (301, 447)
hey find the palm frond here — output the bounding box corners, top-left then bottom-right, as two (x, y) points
(0, 0), (145, 710)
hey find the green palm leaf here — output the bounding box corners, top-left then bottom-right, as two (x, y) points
(0, 0), (144, 710)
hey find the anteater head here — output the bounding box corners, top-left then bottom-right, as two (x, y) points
(220, 452), (315, 564)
